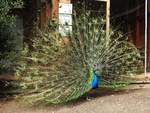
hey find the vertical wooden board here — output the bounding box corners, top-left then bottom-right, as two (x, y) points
(59, 3), (73, 14)
(40, 4), (47, 28)
(135, 9), (142, 48)
(59, 14), (72, 25)
(106, 0), (110, 36)
(59, 3), (72, 36)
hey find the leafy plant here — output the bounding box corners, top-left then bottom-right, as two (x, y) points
(0, 0), (23, 73)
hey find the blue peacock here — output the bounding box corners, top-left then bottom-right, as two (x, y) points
(16, 12), (141, 104)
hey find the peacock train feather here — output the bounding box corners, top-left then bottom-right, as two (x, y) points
(15, 12), (141, 104)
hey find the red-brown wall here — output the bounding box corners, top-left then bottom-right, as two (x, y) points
(147, 0), (150, 62)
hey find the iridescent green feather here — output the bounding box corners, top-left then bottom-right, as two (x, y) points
(15, 11), (141, 104)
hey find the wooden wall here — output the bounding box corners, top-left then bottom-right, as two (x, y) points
(40, 0), (59, 29)
(147, 0), (150, 62)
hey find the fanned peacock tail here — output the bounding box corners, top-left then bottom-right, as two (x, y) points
(15, 12), (142, 104)
(68, 12), (142, 82)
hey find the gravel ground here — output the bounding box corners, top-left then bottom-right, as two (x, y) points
(0, 84), (150, 113)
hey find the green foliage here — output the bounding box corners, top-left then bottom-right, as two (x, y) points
(0, 0), (23, 73)
(0, 0), (23, 26)
(15, 12), (142, 104)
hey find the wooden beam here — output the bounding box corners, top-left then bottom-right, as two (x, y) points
(106, 0), (110, 36)
(0, 75), (17, 81)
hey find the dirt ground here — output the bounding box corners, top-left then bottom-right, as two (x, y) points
(0, 84), (150, 113)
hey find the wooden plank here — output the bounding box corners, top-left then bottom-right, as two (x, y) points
(0, 74), (17, 81)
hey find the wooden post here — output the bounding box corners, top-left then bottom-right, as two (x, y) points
(106, 0), (110, 37)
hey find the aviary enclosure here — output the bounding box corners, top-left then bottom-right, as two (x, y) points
(0, 0), (149, 104)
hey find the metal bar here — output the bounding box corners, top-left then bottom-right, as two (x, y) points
(145, 0), (148, 77)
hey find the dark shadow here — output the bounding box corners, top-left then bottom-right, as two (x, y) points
(64, 86), (142, 106)
(30, 85), (143, 111)
(0, 85), (144, 111)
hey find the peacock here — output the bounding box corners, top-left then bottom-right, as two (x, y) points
(15, 12), (141, 104)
